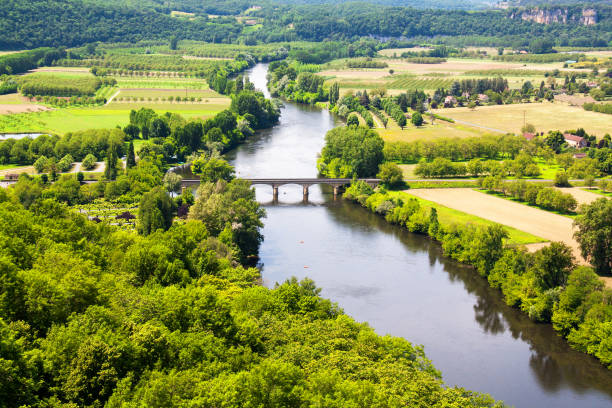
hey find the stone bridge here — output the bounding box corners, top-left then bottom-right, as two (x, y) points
(181, 178), (380, 200)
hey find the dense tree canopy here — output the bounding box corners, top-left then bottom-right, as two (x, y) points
(318, 126), (384, 178)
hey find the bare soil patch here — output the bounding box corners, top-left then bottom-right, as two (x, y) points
(561, 187), (609, 206)
(554, 93), (595, 106)
(406, 188), (584, 261)
(0, 104), (50, 114)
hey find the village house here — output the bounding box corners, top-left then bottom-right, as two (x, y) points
(564, 133), (587, 148)
(444, 95), (457, 107)
(522, 132), (536, 141)
(477, 94), (489, 103)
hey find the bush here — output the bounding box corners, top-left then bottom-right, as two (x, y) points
(56, 154), (74, 173)
(33, 155), (49, 173)
(554, 170), (571, 187)
(377, 162), (404, 188)
(81, 153), (97, 170)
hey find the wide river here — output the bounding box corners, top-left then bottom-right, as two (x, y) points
(229, 63), (612, 407)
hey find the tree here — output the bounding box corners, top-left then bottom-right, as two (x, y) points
(163, 171), (182, 193)
(554, 170), (571, 187)
(33, 155), (49, 173)
(150, 118), (170, 139)
(126, 141), (136, 169)
(319, 126), (384, 178)
(82, 154), (97, 171)
(411, 112), (423, 127)
(574, 198), (612, 274)
(138, 186), (174, 235)
(191, 155), (235, 183)
(346, 114), (359, 127)
(76, 172), (84, 183)
(532, 242), (575, 290)
(397, 114), (406, 129)
(377, 162), (403, 188)
(545, 131), (566, 153)
(104, 144), (119, 180)
(169, 36), (178, 50)
(521, 123), (535, 134)
(584, 175), (595, 189)
(123, 124), (140, 140)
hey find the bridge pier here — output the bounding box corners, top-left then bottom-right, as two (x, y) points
(302, 184), (313, 201)
(332, 185), (341, 198)
(272, 185), (279, 201)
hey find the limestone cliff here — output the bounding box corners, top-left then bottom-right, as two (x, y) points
(509, 7), (597, 26)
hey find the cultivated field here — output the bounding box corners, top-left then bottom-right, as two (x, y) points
(560, 187), (609, 206)
(434, 102), (612, 137)
(0, 99), (230, 134)
(320, 57), (577, 96)
(115, 88), (223, 100)
(378, 120), (485, 142)
(406, 188), (583, 260)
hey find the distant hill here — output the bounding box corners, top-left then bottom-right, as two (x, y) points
(269, 0), (497, 10)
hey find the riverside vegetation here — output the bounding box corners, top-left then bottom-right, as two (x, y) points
(0, 157), (506, 407)
(322, 124), (612, 368)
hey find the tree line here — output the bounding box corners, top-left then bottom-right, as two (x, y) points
(344, 182), (612, 368)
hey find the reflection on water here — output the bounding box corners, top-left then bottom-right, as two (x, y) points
(225, 64), (612, 407)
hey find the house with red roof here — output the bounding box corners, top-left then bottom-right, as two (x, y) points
(564, 133), (587, 148)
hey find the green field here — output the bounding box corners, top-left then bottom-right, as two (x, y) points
(0, 101), (230, 134)
(387, 75), (454, 90)
(114, 77), (210, 89)
(391, 191), (546, 245)
(116, 88), (222, 99)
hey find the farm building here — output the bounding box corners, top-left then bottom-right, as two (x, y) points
(522, 132), (536, 141)
(478, 94), (489, 103)
(564, 133), (587, 148)
(444, 96), (457, 107)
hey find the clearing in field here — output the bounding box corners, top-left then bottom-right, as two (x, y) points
(406, 188), (582, 260)
(434, 102), (612, 138)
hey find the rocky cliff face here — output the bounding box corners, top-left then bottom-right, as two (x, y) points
(509, 8), (597, 26)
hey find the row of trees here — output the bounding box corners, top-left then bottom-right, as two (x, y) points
(18, 74), (110, 97)
(344, 183), (612, 367)
(0, 47), (66, 75)
(479, 177), (578, 214)
(0, 129), (125, 166)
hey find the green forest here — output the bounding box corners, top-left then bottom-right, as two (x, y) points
(1, 0), (610, 49)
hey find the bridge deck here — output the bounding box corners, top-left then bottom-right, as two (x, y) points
(181, 178), (380, 185)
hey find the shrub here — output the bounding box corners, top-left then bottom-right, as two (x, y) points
(554, 170), (571, 187)
(377, 162), (404, 188)
(81, 154), (97, 170)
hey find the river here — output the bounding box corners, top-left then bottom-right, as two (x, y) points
(228, 63), (612, 407)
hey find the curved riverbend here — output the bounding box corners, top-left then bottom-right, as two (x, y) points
(227, 64), (612, 407)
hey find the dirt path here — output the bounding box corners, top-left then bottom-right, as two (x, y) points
(406, 188), (583, 260)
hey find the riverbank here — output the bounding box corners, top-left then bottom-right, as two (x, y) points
(232, 63), (612, 407)
(343, 184), (612, 370)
